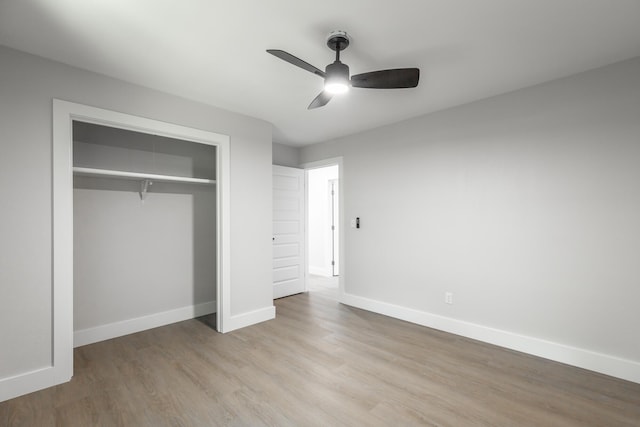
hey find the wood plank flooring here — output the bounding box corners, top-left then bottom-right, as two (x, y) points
(2, 287), (639, 426)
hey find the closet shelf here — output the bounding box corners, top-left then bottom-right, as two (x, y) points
(73, 167), (216, 185)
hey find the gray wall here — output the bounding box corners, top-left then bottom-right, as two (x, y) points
(0, 45), (273, 379)
(272, 142), (300, 167)
(300, 57), (640, 364)
(74, 179), (216, 330)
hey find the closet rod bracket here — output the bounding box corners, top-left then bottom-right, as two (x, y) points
(139, 179), (153, 201)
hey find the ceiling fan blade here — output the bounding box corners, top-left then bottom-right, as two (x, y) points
(266, 49), (326, 78)
(351, 68), (419, 89)
(308, 91), (333, 109)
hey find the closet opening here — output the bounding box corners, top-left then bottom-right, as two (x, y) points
(72, 121), (218, 346)
(53, 100), (231, 385)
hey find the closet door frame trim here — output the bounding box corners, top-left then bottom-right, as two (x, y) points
(52, 99), (231, 385)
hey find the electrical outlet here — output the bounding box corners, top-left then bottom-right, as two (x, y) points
(445, 292), (453, 305)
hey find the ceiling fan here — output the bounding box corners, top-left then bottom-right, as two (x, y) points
(267, 31), (420, 109)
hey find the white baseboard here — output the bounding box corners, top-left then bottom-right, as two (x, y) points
(309, 266), (332, 277)
(341, 292), (640, 384)
(74, 301), (216, 347)
(4, 300), (273, 402)
(224, 305), (276, 333)
(0, 366), (69, 403)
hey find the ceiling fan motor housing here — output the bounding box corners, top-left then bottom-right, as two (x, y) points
(326, 61), (350, 81)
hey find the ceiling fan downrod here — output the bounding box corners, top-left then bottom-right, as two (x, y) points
(326, 30), (350, 63)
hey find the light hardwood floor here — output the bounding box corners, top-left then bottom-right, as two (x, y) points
(2, 285), (639, 426)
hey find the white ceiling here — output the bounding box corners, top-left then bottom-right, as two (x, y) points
(1, 1), (640, 146)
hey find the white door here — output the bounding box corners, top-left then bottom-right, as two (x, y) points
(273, 165), (306, 299)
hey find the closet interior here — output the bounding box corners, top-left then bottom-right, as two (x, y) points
(72, 121), (217, 344)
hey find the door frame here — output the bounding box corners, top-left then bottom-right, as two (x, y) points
(328, 178), (339, 276)
(301, 157), (345, 301)
(52, 100), (231, 386)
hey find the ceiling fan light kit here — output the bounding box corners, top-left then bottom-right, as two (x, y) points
(324, 61), (350, 94)
(267, 30), (419, 109)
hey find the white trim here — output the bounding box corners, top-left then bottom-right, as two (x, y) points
(73, 167), (216, 185)
(217, 128), (231, 333)
(0, 367), (62, 403)
(301, 157), (345, 303)
(224, 306), (276, 332)
(52, 100), (74, 385)
(341, 292), (640, 384)
(74, 302), (216, 347)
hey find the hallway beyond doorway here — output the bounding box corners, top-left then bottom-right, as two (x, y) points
(307, 165), (339, 278)
(307, 274), (338, 300)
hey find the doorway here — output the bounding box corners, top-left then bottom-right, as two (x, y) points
(306, 163), (340, 296)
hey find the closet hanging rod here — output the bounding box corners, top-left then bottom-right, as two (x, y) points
(73, 167), (216, 185)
